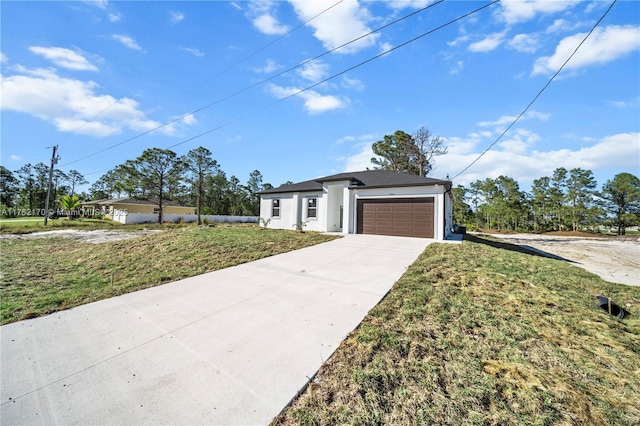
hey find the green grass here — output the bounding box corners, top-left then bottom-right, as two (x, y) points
(0, 224), (338, 324)
(272, 234), (640, 425)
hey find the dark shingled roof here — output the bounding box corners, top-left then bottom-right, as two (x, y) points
(260, 170), (451, 194)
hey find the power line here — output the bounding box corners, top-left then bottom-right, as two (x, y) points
(274, 1), (497, 107)
(451, 0), (618, 181)
(54, 2), (344, 158)
(165, 1), (497, 151)
(61, 0), (446, 168)
(203, 0), (346, 82)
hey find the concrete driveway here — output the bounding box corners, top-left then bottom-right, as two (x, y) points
(1, 234), (432, 425)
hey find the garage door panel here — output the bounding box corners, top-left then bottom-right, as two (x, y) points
(375, 213), (394, 221)
(393, 206), (412, 214)
(375, 207), (394, 214)
(357, 198), (434, 238)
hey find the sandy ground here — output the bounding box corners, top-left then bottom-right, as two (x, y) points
(0, 229), (162, 244)
(490, 233), (640, 286)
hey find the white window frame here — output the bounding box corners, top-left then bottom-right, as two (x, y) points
(272, 199), (281, 218)
(306, 197), (317, 219)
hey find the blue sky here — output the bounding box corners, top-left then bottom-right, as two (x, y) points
(1, 0), (639, 193)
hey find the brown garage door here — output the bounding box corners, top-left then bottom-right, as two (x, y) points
(356, 198), (434, 238)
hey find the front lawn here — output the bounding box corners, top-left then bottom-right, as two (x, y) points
(273, 234), (640, 425)
(0, 225), (338, 324)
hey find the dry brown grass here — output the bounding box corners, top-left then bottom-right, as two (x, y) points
(273, 234), (640, 425)
(0, 224), (338, 324)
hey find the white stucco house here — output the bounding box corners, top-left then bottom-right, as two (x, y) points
(259, 170), (454, 240)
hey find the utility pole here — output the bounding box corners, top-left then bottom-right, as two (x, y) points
(43, 145), (59, 226)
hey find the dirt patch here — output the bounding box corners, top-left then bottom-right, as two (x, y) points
(0, 229), (162, 244)
(488, 233), (640, 286)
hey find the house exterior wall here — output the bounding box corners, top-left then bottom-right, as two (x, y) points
(260, 183), (450, 240)
(260, 192), (324, 231)
(300, 192), (324, 232)
(260, 193), (293, 230)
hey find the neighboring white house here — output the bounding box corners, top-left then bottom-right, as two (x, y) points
(259, 170), (454, 240)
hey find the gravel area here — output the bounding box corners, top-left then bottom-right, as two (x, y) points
(0, 229), (162, 244)
(490, 233), (640, 286)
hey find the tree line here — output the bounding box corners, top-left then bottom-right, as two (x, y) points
(452, 170), (640, 235)
(1, 164), (88, 215)
(3, 126), (638, 233)
(0, 146), (273, 223)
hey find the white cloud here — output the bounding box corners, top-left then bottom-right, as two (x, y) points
(297, 60), (330, 82)
(386, 0), (431, 9)
(478, 110), (550, 130)
(344, 143), (374, 172)
(170, 11), (185, 24)
(180, 114), (197, 125)
(253, 13), (289, 35)
(289, 0), (378, 54)
(267, 84), (348, 114)
(341, 75), (365, 91)
(84, 0), (108, 9)
(469, 32), (505, 53)
(447, 34), (471, 47)
(607, 97), (639, 108)
(449, 60), (464, 75)
(498, 0), (581, 25)
(111, 34), (142, 51)
(497, 129), (540, 154)
(379, 42), (394, 55)
(533, 25), (640, 75)
(498, 138), (529, 154)
(29, 46), (98, 71)
(337, 133), (381, 171)
(339, 125), (612, 181)
(567, 132), (640, 169)
(334, 135), (356, 145)
(181, 47), (204, 57)
(248, 1), (289, 35)
(0, 66), (189, 138)
(337, 131), (640, 185)
(10, 155), (22, 161)
(252, 59), (280, 74)
(435, 132), (640, 187)
(1, 52), (8, 63)
(444, 135), (482, 156)
(297, 91), (347, 114)
(108, 12), (122, 22)
(230, 2), (242, 11)
(507, 33), (539, 53)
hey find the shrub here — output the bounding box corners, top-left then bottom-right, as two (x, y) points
(292, 220), (309, 232)
(259, 217), (271, 229)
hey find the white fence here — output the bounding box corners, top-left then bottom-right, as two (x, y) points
(112, 211), (258, 225)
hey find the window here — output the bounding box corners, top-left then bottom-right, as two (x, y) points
(307, 198), (317, 219)
(272, 199), (280, 217)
